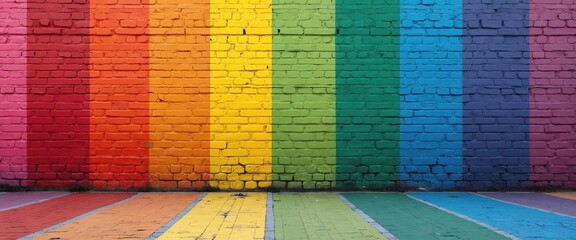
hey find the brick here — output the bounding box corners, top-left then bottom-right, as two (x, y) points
(1, 0), (575, 192)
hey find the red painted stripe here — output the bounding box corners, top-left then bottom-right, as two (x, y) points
(26, 0), (91, 187)
(530, 1), (576, 188)
(89, 2), (149, 188)
(0, 192), (135, 239)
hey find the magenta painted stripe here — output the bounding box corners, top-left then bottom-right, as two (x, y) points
(0, 0), (27, 186)
(480, 192), (576, 218)
(0, 192), (69, 211)
(530, 1), (576, 188)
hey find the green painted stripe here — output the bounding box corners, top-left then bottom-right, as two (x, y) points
(335, 0), (400, 188)
(272, 1), (336, 189)
(341, 193), (509, 239)
(273, 193), (386, 240)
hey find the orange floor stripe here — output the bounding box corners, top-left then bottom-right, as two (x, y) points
(30, 193), (200, 239)
(547, 192), (576, 201)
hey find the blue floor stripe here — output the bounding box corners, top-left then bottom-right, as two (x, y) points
(409, 192), (576, 240)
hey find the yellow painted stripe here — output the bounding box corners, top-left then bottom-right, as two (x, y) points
(547, 192), (576, 201)
(157, 192), (267, 239)
(149, 0), (211, 189)
(209, 0), (272, 189)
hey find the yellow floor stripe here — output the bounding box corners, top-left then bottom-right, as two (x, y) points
(157, 192), (267, 239)
(209, 0), (273, 190)
(547, 192), (576, 201)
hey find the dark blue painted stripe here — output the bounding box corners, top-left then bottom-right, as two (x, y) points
(462, 0), (530, 189)
(400, 0), (463, 189)
(410, 192), (576, 240)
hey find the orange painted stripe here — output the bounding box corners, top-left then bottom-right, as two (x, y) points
(89, 1), (149, 188)
(148, 0), (210, 189)
(30, 193), (200, 239)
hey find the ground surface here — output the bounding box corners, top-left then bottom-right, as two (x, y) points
(1, 191), (575, 240)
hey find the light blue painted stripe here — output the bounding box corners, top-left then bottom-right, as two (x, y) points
(399, 0), (463, 189)
(409, 192), (576, 240)
(265, 192), (274, 240)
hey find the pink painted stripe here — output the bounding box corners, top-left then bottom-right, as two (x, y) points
(0, 0), (27, 186)
(530, 1), (576, 188)
(0, 192), (69, 211)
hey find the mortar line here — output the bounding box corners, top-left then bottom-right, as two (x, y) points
(265, 192), (275, 240)
(406, 193), (520, 240)
(19, 193), (143, 240)
(146, 192), (207, 240)
(337, 193), (398, 240)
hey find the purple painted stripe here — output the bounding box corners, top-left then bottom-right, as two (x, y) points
(462, 0), (530, 189)
(480, 192), (576, 217)
(0, 192), (69, 211)
(0, 0), (27, 186)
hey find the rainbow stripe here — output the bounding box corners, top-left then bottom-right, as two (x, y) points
(0, 0), (27, 185)
(272, 1), (336, 189)
(28, 1), (91, 187)
(462, 0), (530, 188)
(4, 192), (576, 239)
(89, 1), (149, 189)
(529, 0), (576, 188)
(400, 0), (463, 189)
(336, 0), (401, 188)
(149, 0), (211, 189)
(0, 1), (575, 189)
(209, 0), (272, 189)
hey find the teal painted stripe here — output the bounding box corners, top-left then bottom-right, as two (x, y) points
(272, 1), (336, 189)
(341, 193), (509, 239)
(335, 0), (400, 189)
(399, 0), (463, 188)
(410, 192), (576, 240)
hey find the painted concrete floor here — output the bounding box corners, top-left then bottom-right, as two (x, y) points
(1, 192), (576, 240)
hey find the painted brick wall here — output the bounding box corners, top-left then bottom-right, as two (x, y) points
(0, 0), (575, 190)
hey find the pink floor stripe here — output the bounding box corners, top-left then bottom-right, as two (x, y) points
(0, 0), (27, 186)
(530, 1), (576, 188)
(0, 192), (69, 211)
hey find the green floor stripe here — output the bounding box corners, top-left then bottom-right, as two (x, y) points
(341, 193), (510, 240)
(273, 193), (385, 240)
(337, 194), (398, 240)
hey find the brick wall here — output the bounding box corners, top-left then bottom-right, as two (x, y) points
(0, 0), (574, 190)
